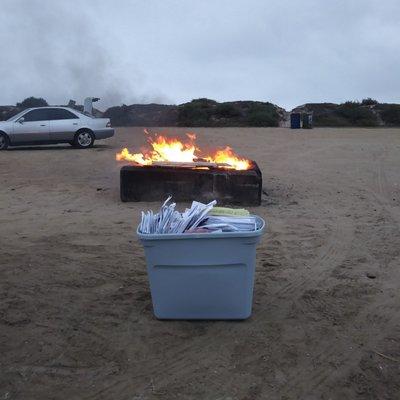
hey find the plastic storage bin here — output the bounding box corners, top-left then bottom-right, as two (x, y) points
(137, 216), (265, 320)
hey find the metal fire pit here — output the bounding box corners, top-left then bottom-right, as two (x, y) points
(120, 163), (262, 206)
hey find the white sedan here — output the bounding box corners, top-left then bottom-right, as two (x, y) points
(0, 106), (114, 150)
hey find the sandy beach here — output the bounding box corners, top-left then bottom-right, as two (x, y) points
(1, 127), (400, 399)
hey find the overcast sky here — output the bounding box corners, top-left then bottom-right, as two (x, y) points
(1, 0), (399, 110)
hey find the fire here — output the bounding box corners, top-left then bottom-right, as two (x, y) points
(150, 135), (197, 163)
(205, 147), (251, 171)
(116, 130), (251, 170)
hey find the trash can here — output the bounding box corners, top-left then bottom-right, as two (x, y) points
(137, 216), (265, 320)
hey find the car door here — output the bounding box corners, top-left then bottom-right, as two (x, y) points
(48, 108), (80, 142)
(12, 108), (50, 143)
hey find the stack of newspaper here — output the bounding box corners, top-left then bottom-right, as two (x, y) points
(199, 215), (257, 232)
(139, 197), (257, 234)
(139, 196), (216, 234)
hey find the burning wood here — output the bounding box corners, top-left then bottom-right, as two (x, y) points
(116, 130), (251, 170)
(152, 160), (231, 168)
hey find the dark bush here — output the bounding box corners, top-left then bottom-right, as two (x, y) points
(341, 100), (360, 108)
(104, 105), (132, 126)
(336, 102), (378, 126)
(177, 99), (216, 126)
(177, 99), (281, 127)
(16, 97), (48, 108)
(313, 114), (349, 127)
(0, 107), (20, 121)
(190, 98), (218, 108)
(178, 105), (209, 126)
(214, 103), (240, 118)
(246, 103), (280, 127)
(308, 101), (379, 126)
(361, 98), (378, 106)
(379, 104), (400, 126)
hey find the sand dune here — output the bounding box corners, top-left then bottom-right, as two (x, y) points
(1, 127), (400, 399)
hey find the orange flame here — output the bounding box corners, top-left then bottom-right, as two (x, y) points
(205, 147), (251, 171)
(116, 130), (251, 170)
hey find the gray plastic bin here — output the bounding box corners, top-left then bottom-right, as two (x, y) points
(137, 216), (265, 320)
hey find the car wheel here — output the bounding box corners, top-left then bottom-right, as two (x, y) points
(73, 131), (94, 149)
(0, 132), (9, 150)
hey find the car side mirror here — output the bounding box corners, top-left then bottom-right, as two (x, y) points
(18, 117), (25, 124)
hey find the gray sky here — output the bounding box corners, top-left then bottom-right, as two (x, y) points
(1, 0), (399, 110)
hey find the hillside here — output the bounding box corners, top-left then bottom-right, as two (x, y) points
(2, 97), (400, 127)
(1, 99), (285, 127)
(104, 104), (179, 126)
(293, 100), (400, 127)
(105, 99), (285, 127)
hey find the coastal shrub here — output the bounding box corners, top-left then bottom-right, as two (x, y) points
(214, 103), (240, 118)
(177, 99), (216, 126)
(361, 98), (378, 106)
(189, 98), (218, 108)
(379, 104), (400, 125)
(16, 97), (48, 108)
(313, 113), (350, 127)
(104, 105), (132, 126)
(246, 103), (279, 127)
(336, 102), (378, 126)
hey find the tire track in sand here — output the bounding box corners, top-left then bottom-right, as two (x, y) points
(271, 215), (354, 299)
(280, 147), (400, 398)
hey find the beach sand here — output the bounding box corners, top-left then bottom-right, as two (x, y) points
(1, 127), (400, 399)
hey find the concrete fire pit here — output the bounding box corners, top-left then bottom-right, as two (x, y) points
(120, 163), (262, 205)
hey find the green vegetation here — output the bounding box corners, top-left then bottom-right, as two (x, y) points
(313, 114), (349, 127)
(104, 105), (132, 126)
(177, 99), (280, 127)
(3, 96), (400, 127)
(305, 101), (379, 127)
(177, 99), (216, 126)
(214, 103), (240, 118)
(246, 103), (280, 127)
(361, 98), (378, 106)
(16, 97), (48, 108)
(377, 104), (400, 126)
(336, 101), (378, 126)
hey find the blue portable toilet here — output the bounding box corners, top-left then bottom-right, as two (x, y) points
(290, 113), (301, 129)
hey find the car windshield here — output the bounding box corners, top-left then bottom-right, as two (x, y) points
(7, 109), (30, 121)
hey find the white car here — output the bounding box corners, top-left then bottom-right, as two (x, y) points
(0, 106), (114, 150)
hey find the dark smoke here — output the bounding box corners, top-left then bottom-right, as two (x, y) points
(0, 0), (167, 109)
